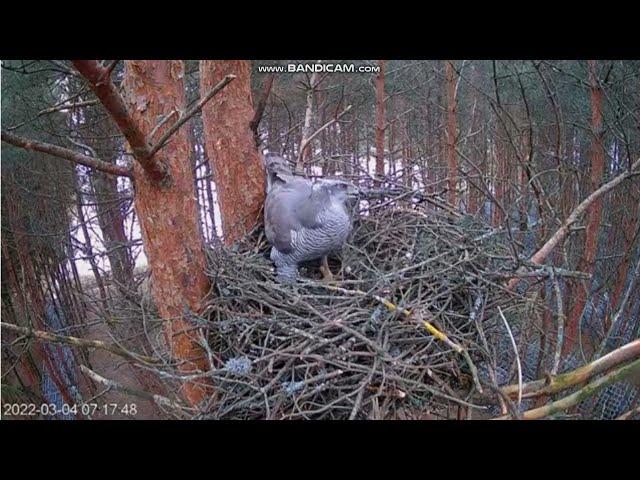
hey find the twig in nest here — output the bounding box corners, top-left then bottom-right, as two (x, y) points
(307, 281), (484, 394)
(498, 306), (522, 412)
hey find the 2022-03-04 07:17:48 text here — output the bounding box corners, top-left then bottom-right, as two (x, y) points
(2, 402), (139, 417)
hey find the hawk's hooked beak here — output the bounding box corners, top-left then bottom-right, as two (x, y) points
(346, 184), (361, 198)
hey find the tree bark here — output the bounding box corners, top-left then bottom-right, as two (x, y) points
(564, 60), (606, 354)
(297, 71), (320, 174)
(122, 60), (213, 407)
(445, 60), (458, 207)
(199, 60), (265, 245)
(72, 61), (168, 182)
(375, 60), (387, 187)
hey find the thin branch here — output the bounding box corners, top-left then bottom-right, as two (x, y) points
(71, 60), (167, 182)
(308, 280), (483, 394)
(79, 365), (189, 414)
(66, 135), (97, 158)
(500, 339), (640, 400)
(507, 157), (640, 290)
(147, 74), (236, 158)
(1, 322), (158, 365)
(550, 271), (565, 375)
(297, 104), (353, 170)
(498, 307), (522, 409)
(250, 73), (275, 145)
(39, 99), (100, 115)
(496, 358), (640, 420)
(1, 130), (133, 178)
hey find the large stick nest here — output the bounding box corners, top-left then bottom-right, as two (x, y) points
(198, 205), (540, 419)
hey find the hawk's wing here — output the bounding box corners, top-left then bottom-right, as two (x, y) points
(264, 178), (323, 254)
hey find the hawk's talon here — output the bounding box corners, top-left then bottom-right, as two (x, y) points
(320, 256), (335, 282)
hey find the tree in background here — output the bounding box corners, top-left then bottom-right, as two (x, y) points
(200, 60), (265, 245)
(375, 60), (386, 187)
(445, 60), (458, 206)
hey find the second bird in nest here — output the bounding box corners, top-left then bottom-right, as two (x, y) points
(263, 154), (359, 283)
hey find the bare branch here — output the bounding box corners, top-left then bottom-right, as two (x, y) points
(1, 322), (158, 365)
(147, 74), (236, 158)
(1, 130), (133, 178)
(297, 104), (353, 170)
(250, 73), (275, 146)
(71, 60), (167, 182)
(507, 157), (640, 290)
(80, 365), (189, 414)
(500, 339), (640, 400)
(39, 99), (99, 115)
(496, 358), (640, 420)
(498, 307), (522, 409)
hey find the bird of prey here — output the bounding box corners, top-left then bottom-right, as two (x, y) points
(263, 154), (358, 283)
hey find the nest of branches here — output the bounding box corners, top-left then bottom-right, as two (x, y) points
(199, 203), (540, 419)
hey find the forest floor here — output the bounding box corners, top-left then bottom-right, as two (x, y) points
(78, 270), (162, 420)
(82, 319), (161, 419)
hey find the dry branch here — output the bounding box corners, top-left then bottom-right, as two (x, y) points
(147, 74), (236, 158)
(250, 73), (275, 145)
(507, 157), (640, 290)
(71, 60), (168, 182)
(80, 365), (188, 414)
(313, 281), (484, 394)
(497, 358), (640, 420)
(500, 338), (640, 400)
(297, 104), (353, 170)
(1, 130), (133, 177)
(1, 321), (159, 365)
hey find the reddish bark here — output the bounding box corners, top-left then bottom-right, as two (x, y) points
(199, 60), (266, 245)
(72, 61), (168, 182)
(467, 84), (480, 213)
(445, 60), (458, 207)
(122, 60), (213, 407)
(375, 60), (387, 186)
(564, 60), (605, 354)
(1, 240), (42, 391)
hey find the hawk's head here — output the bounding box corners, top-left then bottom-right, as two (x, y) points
(263, 153), (296, 192)
(313, 178), (360, 202)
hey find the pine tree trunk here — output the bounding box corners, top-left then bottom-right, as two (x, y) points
(445, 60), (458, 207)
(199, 60), (265, 245)
(375, 60), (386, 187)
(90, 170), (134, 289)
(564, 60), (606, 354)
(122, 60), (213, 407)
